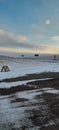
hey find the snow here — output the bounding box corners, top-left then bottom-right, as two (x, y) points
(45, 89), (59, 94)
(15, 89), (42, 100)
(15, 87), (59, 100)
(0, 57), (59, 80)
(0, 85), (59, 129)
(0, 78), (53, 88)
(0, 56), (59, 130)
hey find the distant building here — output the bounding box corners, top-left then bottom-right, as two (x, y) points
(53, 54), (57, 60)
(21, 54), (24, 57)
(35, 54), (39, 57)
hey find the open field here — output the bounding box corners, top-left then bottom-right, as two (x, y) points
(0, 56), (59, 130)
(0, 72), (59, 130)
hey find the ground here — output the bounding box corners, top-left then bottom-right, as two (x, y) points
(0, 72), (59, 130)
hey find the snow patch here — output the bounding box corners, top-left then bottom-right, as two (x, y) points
(0, 78), (53, 88)
(0, 58), (59, 80)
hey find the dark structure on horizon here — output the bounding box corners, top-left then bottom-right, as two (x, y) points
(53, 54), (57, 60)
(35, 54), (39, 57)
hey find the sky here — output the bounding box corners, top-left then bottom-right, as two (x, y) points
(0, 0), (59, 55)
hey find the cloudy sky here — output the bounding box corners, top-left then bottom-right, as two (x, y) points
(0, 0), (59, 55)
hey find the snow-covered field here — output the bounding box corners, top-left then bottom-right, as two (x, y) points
(0, 56), (59, 89)
(0, 86), (59, 130)
(0, 56), (59, 130)
(0, 56), (59, 80)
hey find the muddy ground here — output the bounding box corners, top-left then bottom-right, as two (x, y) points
(0, 72), (59, 130)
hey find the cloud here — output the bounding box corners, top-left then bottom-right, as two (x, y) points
(0, 45), (53, 54)
(37, 44), (59, 54)
(45, 19), (51, 25)
(52, 35), (59, 41)
(0, 29), (28, 43)
(0, 29), (5, 35)
(0, 29), (31, 48)
(0, 29), (59, 54)
(0, 29), (41, 51)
